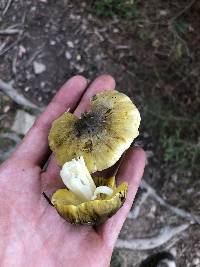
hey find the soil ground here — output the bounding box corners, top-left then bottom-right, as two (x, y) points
(0, 1), (199, 266)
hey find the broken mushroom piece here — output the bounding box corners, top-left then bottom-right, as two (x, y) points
(51, 157), (128, 225)
(48, 90), (141, 173)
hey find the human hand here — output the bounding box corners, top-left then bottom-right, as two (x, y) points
(0, 75), (146, 267)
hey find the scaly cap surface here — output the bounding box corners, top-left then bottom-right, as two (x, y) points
(48, 90), (140, 173)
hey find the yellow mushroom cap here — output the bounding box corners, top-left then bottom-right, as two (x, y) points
(51, 176), (128, 225)
(48, 90), (140, 173)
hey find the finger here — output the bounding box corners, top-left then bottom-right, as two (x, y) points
(43, 75), (116, 194)
(96, 147), (146, 249)
(74, 74), (116, 117)
(12, 76), (87, 166)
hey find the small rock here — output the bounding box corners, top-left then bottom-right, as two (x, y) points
(74, 64), (84, 73)
(193, 258), (200, 266)
(18, 45), (26, 57)
(95, 54), (102, 61)
(81, 24), (87, 31)
(3, 105), (10, 113)
(24, 87), (30, 92)
(50, 40), (56, 45)
(76, 54), (81, 61)
(40, 81), (46, 88)
(81, 2), (86, 7)
(147, 204), (156, 218)
(159, 10), (168, 16)
(113, 28), (119, 33)
(31, 6), (36, 12)
(38, 96), (42, 102)
(172, 173), (178, 182)
(65, 51), (72, 60)
(67, 41), (74, 48)
(186, 188), (194, 194)
(152, 39), (160, 48)
(33, 61), (46, 74)
(12, 110), (36, 135)
(26, 72), (33, 80)
(188, 25), (194, 32)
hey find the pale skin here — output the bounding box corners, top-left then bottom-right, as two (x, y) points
(0, 75), (146, 267)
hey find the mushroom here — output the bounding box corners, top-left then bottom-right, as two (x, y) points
(48, 90), (140, 173)
(51, 157), (128, 225)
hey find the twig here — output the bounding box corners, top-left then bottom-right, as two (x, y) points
(0, 11), (26, 57)
(128, 188), (150, 219)
(26, 45), (44, 67)
(116, 45), (130, 50)
(0, 29), (21, 35)
(141, 180), (200, 224)
(2, 0), (13, 16)
(167, 1), (196, 57)
(0, 79), (43, 112)
(12, 48), (18, 74)
(0, 30), (23, 56)
(171, 0), (196, 22)
(116, 224), (189, 250)
(169, 24), (190, 57)
(94, 27), (104, 42)
(0, 41), (8, 53)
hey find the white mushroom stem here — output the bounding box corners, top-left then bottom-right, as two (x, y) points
(60, 156), (113, 201)
(92, 186), (113, 200)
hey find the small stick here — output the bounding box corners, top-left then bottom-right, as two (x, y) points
(116, 224), (189, 250)
(0, 79), (43, 112)
(141, 180), (200, 224)
(0, 29), (21, 35)
(171, 0), (196, 22)
(128, 188), (150, 219)
(3, 0), (13, 16)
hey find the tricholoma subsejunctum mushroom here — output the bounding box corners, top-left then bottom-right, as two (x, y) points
(48, 90), (140, 225)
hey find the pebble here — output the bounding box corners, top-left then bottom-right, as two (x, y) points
(50, 40), (56, 45)
(159, 10), (168, 16)
(113, 28), (119, 33)
(18, 45), (26, 57)
(171, 173), (178, 183)
(24, 87), (30, 92)
(40, 81), (46, 88)
(75, 64), (84, 73)
(65, 51), (72, 60)
(81, 24), (87, 31)
(193, 258), (200, 266)
(3, 105), (10, 113)
(67, 41), (74, 48)
(76, 54), (81, 61)
(38, 96), (42, 102)
(31, 6), (36, 12)
(33, 61), (46, 74)
(12, 110), (36, 135)
(152, 39), (160, 48)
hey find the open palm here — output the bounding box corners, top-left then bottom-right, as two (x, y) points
(0, 75), (145, 267)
